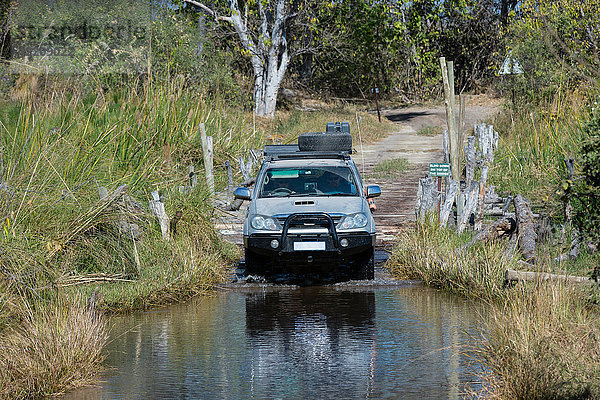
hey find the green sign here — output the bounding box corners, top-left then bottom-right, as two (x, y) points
(429, 163), (450, 177)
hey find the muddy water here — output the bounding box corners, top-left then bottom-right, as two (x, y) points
(68, 283), (486, 399)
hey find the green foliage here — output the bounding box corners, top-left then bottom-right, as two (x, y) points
(150, 8), (251, 107)
(502, 0), (600, 109)
(295, 0), (503, 100)
(573, 107), (600, 246)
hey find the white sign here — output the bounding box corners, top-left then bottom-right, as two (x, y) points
(499, 53), (524, 75)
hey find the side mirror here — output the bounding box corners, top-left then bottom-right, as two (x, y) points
(234, 187), (251, 201)
(366, 185), (381, 199)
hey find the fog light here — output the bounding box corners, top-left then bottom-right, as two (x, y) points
(340, 238), (349, 247)
(270, 239), (279, 249)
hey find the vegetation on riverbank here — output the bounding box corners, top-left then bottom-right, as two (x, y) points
(390, 222), (600, 399)
(388, 86), (600, 398)
(388, 224), (517, 300)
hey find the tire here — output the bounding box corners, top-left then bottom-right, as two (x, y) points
(354, 248), (375, 280)
(244, 249), (263, 276)
(298, 131), (352, 152)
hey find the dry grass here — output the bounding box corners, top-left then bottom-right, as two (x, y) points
(0, 299), (107, 399)
(388, 223), (518, 300)
(475, 284), (600, 400)
(260, 105), (396, 145)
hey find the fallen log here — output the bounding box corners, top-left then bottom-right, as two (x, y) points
(505, 269), (593, 285)
(514, 194), (537, 264)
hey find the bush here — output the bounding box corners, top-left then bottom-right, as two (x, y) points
(573, 108), (600, 247)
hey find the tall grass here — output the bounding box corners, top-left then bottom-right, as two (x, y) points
(389, 223), (518, 300)
(0, 299), (107, 399)
(476, 284), (600, 400)
(490, 91), (591, 214)
(0, 78), (248, 396)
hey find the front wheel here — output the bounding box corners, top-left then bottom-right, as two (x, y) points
(353, 249), (374, 280)
(244, 249), (264, 276)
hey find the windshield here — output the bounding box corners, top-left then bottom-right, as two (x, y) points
(259, 166), (359, 198)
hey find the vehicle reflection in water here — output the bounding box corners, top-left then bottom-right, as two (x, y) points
(63, 285), (485, 400)
(244, 289), (377, 398)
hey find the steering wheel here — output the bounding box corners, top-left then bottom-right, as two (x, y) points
(271, 187), (293, 195)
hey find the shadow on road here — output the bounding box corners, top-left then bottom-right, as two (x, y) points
(385, 111), (430, 123)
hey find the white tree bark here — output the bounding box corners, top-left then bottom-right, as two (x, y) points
(185, 0), (290, 117)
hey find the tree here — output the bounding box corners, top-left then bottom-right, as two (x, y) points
(185, 0), (293, 117)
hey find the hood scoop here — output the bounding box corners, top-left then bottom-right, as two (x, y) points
(294, 200), (315, 206)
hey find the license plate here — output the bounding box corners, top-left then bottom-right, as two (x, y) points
(294, 241), (325, 251)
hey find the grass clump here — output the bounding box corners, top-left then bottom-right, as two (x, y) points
(0, 299), (107, 399)
(477, 284), (600, 400)
(417, 126), (443, 136)
(370, 157), (410, 178)
(388, 223), (517, 300)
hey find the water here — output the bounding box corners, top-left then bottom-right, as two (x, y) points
(66, 283), (486, 399)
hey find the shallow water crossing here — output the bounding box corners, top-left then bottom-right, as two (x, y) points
(68, 282), (486, 399)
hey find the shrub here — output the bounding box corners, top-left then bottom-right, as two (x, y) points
(573, 108), (600, 247)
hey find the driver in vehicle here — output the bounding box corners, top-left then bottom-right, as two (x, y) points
(320, 172), (353, 194)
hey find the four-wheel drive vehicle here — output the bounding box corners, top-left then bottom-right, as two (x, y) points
(234, 123), (381, 280)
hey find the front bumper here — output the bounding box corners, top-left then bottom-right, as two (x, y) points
(244, 212), (375, 263)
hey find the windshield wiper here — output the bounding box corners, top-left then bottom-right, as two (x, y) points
(322, 192), (355, 196)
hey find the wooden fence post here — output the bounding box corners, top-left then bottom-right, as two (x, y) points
(457, 181), (479, 234)
(440, 58), (459, 181)
(440, 178), (459, 227)
(443, 129), (450, 164)
(514, 194), (538, 264)
(474, 165), (489, 231)
(199, 123), (215, 198)
(149, 190), (170, 241)
(416, 176), (437, 222)
(225, 160), (234, 202)
(465, 136), (476, 188)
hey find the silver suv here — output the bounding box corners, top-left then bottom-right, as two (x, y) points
(234, 124), (381, 280)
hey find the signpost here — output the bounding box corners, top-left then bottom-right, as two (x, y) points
(429, 163), (450, 219)
(371, 87), (381, 123)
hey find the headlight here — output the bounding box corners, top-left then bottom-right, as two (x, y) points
(251, 215), (281, 230)
(337, 213), (368, 230)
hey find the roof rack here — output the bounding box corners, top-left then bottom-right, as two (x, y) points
(263, 144), (350, 161)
